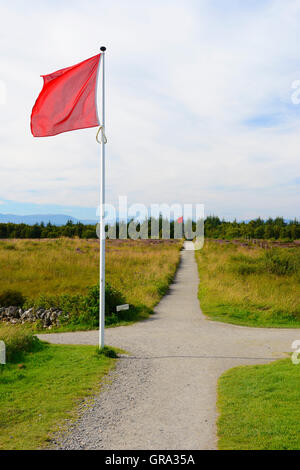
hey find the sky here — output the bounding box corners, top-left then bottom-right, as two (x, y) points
(0, 0), (300, 221)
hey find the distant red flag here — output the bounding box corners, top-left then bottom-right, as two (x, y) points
(31, 54), (101, 137)
(177, 216), (183, 224)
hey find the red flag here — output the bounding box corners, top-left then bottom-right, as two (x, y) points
(31, 54), (101, 137)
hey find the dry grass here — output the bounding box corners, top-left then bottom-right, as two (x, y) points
(0, 239), (99, 298)
(0, 238), (181, 312)
(106, 240), (181, 310)
(195, 241), (300, 327)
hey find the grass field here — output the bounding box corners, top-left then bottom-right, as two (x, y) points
(0, 328), (117, 450)
(0, 238), (181, 328)
(217, 359), (300, 450)
(195, 241), (300, 327)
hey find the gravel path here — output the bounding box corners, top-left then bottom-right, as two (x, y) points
(39, 243), (300, 450)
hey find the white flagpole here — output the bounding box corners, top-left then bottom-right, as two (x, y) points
(99, 46), (106, 349)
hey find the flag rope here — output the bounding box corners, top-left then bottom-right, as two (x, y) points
(96, 125), (107, 144)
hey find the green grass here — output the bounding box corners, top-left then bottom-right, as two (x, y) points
(195, 241), (300, 328)
(0, 342), (116, 450)
(217, 359), (300, 450)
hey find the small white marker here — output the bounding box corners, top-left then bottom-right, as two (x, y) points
(0, 341), (6, 365)
(116, 304), (129, 312)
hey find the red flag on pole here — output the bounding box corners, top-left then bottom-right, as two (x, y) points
(31, 54), (101, 137)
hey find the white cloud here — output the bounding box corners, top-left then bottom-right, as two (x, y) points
(0, 0), (300, 219)
(0, 80), (7, 105)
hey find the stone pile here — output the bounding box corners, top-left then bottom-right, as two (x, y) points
(0, 306), (69, 329)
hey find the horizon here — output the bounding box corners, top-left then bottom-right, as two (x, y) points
(0, 210), (298, 225)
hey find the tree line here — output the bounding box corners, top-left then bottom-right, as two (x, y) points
(204, 216), (300, 240)
(0, 220), (96, 240)
(0, 216), (299, 241)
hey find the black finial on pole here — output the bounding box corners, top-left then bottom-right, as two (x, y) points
(100, 46), (106, 52)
